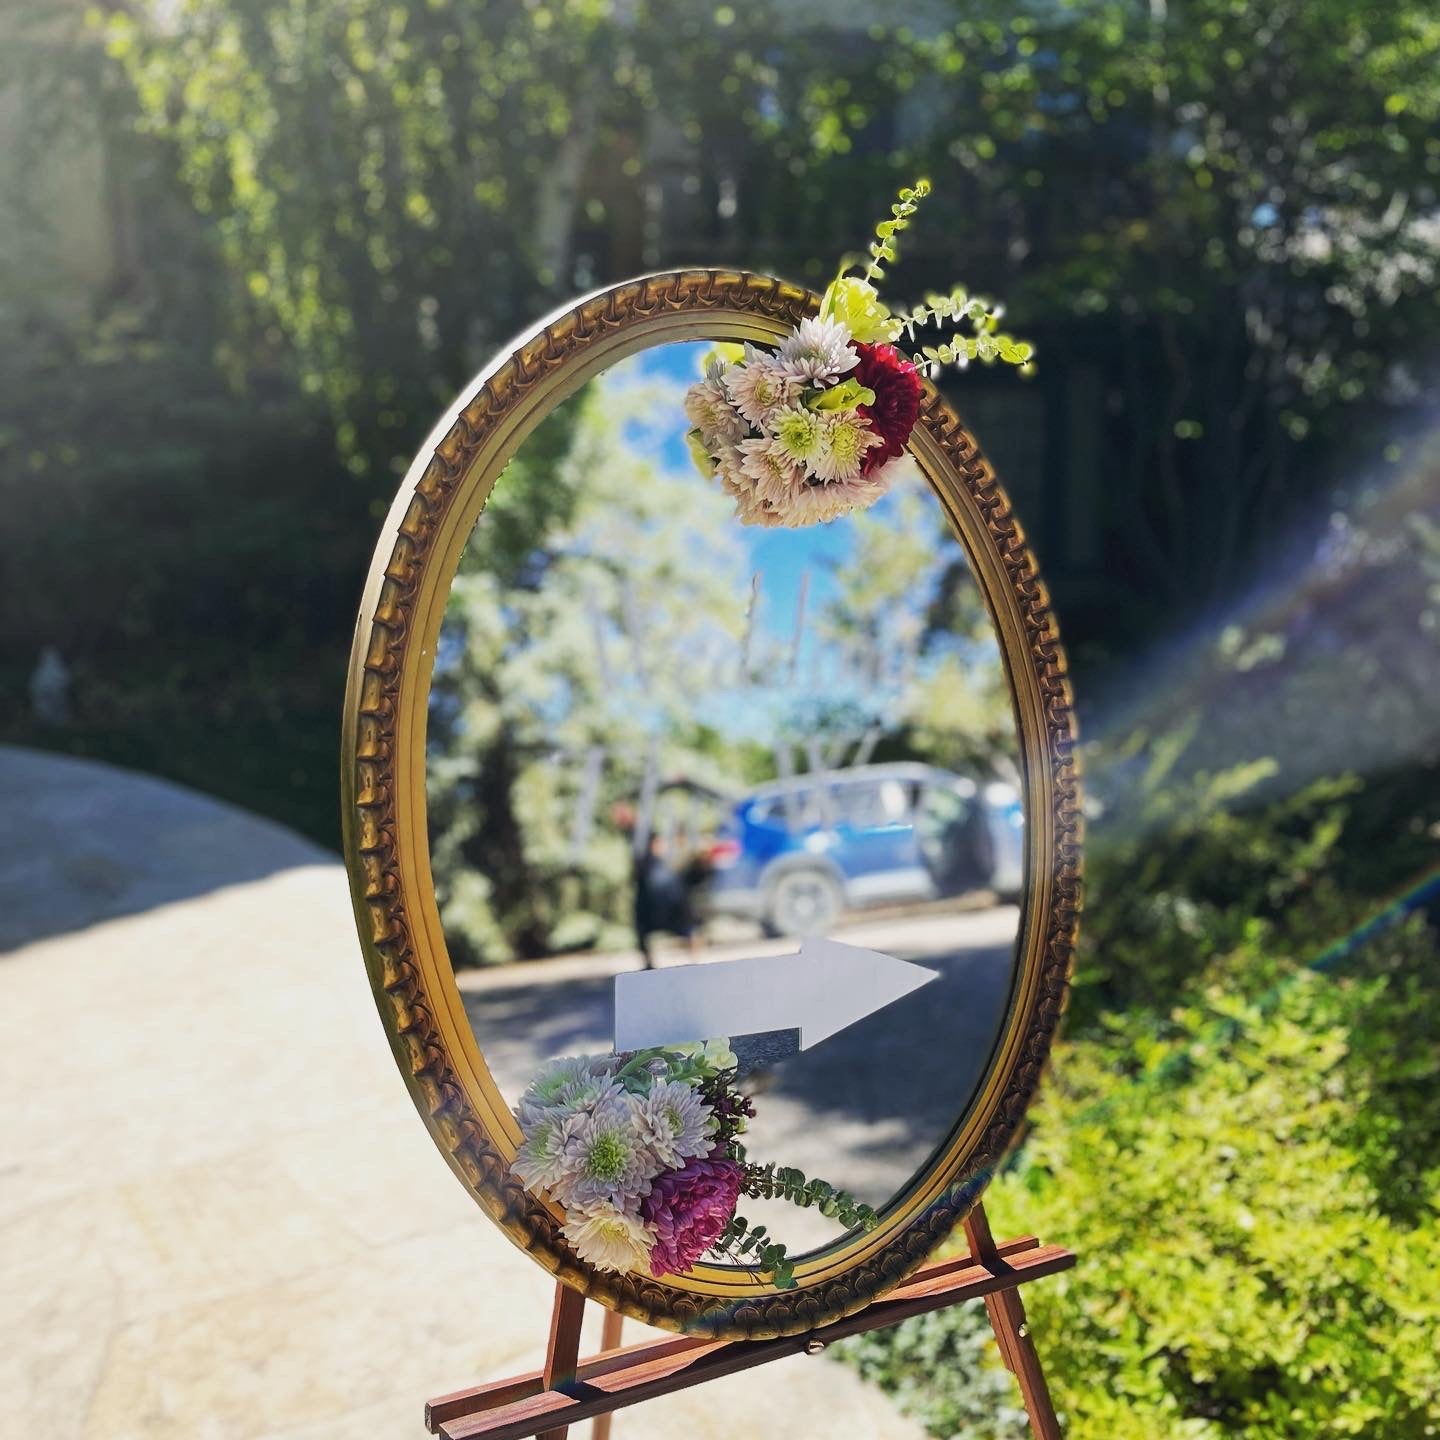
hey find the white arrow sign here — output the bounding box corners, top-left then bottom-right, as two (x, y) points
(613, 937), (937, 1054)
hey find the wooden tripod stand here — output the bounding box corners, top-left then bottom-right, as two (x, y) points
(425, 1202), (1073, 1440)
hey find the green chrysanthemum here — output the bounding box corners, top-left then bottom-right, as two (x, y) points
(767, 404), (827, 465)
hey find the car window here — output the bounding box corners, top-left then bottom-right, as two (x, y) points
(751, 787), (827, 832)
(879, 779), (911, 821)
(749, 796), (781, 826)
(795, 786), (836, 829)
(832, 779), (912, 828)
(832, 783), (880, 827)
(917, 784), (969, 841)
(752, 779), (919, 833)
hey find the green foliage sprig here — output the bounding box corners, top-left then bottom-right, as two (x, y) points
(709, 1163), (882, 1290)
(896, 287), (1035, 373)
(612, 1045), (719, 1092)
(824, 179), (1035, 378)
(863, 178), (931, 283)
(743, 1161), (880, 1229)
(711, 1213), (798, 1289)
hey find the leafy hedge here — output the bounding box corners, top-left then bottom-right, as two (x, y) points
(842, 917), (1440, 1438)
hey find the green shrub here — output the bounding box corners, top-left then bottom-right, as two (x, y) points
(842, 922), (1440, 1439)
(842, 1299), (1030, 1440)
(1070, 719), (1363, 1030)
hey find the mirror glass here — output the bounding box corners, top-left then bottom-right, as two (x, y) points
(426, 341), (1023, 1262)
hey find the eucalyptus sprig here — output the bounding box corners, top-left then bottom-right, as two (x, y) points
(706, 1163), (882, 1291)
(896, 285), (1034, 374)
(863, 177), (930, 284)
(743, 1162), (880, 1230)
(821, 178), (1036, 378)
(711, 1213), (798, 1288)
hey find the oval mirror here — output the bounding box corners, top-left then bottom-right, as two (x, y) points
(341, 272), (1080, 1339)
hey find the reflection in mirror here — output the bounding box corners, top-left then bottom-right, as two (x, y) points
(426, 341), (1022, 1266)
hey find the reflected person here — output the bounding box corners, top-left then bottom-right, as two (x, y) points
(634, 831), (703, 969)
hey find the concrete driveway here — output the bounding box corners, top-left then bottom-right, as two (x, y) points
(0, 748), (924, 1440)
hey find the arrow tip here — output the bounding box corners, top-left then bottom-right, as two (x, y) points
(794, 936), (937, 1047)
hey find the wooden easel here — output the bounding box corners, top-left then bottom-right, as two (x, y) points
(425, 1203), (1073, 1440)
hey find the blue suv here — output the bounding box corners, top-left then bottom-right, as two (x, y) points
(701, 762), (1024, 937)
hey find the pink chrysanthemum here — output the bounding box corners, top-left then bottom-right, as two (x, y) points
(724, 346), (800, 428)
(738, 436), (806, 507)
(781, 473), (890, 527)
(640, 1151), (744, 1278)
(683, 367), (747, 444)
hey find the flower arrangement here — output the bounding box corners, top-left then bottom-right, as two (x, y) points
(514, 1040), (877, 1288)
(684, 179), (1034, 528)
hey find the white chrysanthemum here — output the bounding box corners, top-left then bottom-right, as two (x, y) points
(684, 369), (748, 443)
(637, 1080), (716, 1168)
(766, 404), (828, 469)
(519, 1054), (618, 1112)
(570, 1075), (628, 1113)
(551, 1093), (662, 1211)
(724, 347), (800, 427)
(774, 316), (859, 385)
(512, 1104), (571, 1194)
(562, 1203), (655, 1274)
(738, 437), (806, 507)
(810, 410), (885, 483)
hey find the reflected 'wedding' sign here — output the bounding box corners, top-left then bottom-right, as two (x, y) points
(342, 195), (1080, 1339)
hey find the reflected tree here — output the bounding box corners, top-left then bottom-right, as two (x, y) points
(428, 370), (750, 963)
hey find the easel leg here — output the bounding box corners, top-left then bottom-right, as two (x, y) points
(538, 1281), (587, 1440)
(589, 1310), (624, 1440)
(963, 1204), (1063, 1440)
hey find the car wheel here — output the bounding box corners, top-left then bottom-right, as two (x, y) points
(765, 868), (844, 937)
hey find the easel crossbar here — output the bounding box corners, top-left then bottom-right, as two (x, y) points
(426, 1230), (1074, 1440)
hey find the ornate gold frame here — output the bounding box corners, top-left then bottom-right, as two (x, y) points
(340, 270), (1081, 1340)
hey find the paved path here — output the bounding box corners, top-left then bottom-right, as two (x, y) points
(0, 746), (328, 952)
(0, 748), (924, 1440)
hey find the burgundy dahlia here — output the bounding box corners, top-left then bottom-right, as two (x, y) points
(641, 1150), (744, 1278)
(853, 341), (922, 474)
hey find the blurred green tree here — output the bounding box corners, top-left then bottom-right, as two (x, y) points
(917, 0), (1440, 609)
(8, 0), (1440, 851)
(801, 483), (1017, 777)
(103, 0), (797, 487)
